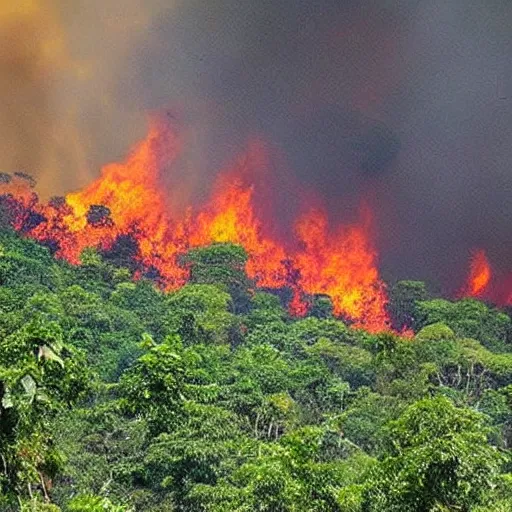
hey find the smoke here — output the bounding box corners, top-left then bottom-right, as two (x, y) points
(0, 0), (173, 195)
(0, 2), (63, 189)
(2, 0), (512, 293)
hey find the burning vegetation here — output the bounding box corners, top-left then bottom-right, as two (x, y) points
(463, 248), (512, 307)
(0, 116), (510, 333)
(0, 116), (391, 331)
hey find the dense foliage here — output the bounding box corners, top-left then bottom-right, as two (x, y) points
(0, 228), (510, 511)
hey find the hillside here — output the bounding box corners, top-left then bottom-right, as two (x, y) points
(0, 228), (511, 511)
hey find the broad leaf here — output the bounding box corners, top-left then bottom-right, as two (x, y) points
(38, 344), (65, 368)
(21, 374), (37, 402)
(1, 386), (13, 409)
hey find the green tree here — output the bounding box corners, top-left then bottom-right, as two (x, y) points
(0, 319), (91, 506)
(164, 284), (236, 345)
(363, 396), (502, 511)
(67, 494), (132, 511)
(119, 335), (189, 435)
(417, 299), (511, 351)
(387, 280), (429, 332)
(181, 243), (252, 313)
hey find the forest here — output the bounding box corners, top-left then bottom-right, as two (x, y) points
(0, 225), (511, 511)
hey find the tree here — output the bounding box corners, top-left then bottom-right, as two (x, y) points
(181, 243), (252, 313)
(143, 402), (248, 508)
(309, 294), (334, 319)
(362, 396), (502, 511)
(164, 284), (236, 345)
(339, 388), (402, 456)
(67, 494), (132, 511)
(387, 280), (429, 332)
(119, 335), (189, 435)
(0, 318), (91, 506)
(190, 425), (374, 512)
(0, 225), (510, 511)
(306, 337), (374, 389)
(417, 299), (511, 351)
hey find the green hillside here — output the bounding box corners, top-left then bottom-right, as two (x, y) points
(0, 228), (510, 511)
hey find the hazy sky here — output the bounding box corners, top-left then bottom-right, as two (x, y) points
(2, 0), (512, 292)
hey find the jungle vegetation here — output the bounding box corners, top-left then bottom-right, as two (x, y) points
(0, 229), (511, 511)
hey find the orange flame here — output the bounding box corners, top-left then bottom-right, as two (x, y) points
(293, 207), (389, 331)
(1, 117), (391, 332)
(465, 249), (492, 298)
(461, 249), (512, 307)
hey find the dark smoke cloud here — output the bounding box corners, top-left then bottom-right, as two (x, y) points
(2, 0), (512, 293)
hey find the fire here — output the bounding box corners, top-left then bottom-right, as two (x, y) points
(462, 249), (512, 307)
(0, 116), (391, 332)
(465, 249), (492, 297)
(294, 207), (389, 332)
(190, 152), (289, 291)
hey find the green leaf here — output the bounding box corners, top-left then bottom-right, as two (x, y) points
(1, 386), (13, 408)
(21, 374), (37, 402)
(38, 344), (65, 368)
(36, 390), (51, 403)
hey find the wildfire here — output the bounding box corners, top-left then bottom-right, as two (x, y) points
(293, 208), (389, 332)
(462, 249), (511, 306)
(0, 116), (392, 331)
(465, 249), (492, 297)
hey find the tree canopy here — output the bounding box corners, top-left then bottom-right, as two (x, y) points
(0, 229), (510, 511)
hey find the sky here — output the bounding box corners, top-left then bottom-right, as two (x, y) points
(1, 0), (512, 292)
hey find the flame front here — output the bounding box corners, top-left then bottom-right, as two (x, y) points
(294, 208), (389, 331)
(1, 118), (391, 332)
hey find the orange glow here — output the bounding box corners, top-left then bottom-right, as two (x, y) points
(189, 152), (290, 291)
(465, 249), (492, 297)
(1, 117), (392, 332)
(293, 207), (389, 331)
(461, 249), (512, 307)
